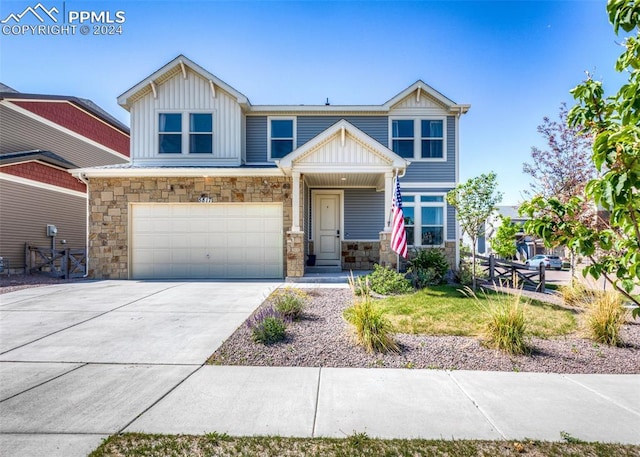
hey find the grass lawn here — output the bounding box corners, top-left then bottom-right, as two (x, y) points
(375, 285), (577, 337)
(90, 433), (640, 457)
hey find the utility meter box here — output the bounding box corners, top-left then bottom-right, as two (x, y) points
(47, 224), (58, 237)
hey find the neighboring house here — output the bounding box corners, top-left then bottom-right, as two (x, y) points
(0, 84), (130, 273)
(479, 205), (557, 260)
(72, 55), (469, 280)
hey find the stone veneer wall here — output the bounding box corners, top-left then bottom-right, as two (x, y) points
(379, 232), (457, 273)
(341, 241), (380, 270)
(88, 176), (292, 279)
(286, 231), (304, 277)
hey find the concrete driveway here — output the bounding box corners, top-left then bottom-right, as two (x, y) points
(0, 280), (279, 456)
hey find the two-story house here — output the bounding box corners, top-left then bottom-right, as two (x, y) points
(72, 55), (469, 280)
(0, 84), (129, 274)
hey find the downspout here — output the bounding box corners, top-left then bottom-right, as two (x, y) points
(76, 172), (90, 278)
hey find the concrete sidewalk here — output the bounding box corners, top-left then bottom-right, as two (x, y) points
(1, 281), (639, 457)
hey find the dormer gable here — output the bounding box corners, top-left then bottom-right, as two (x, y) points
(384, 80), (470, 116)
(119, 55), (248, 166)
(117, 55), (249, 111)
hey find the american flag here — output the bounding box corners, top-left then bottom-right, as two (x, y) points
(390, 176), (408, 259)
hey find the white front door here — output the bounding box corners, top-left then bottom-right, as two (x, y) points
(313, 192), (341, 266)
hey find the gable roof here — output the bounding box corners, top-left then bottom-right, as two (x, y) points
(116, 56), (469, 116)
(277, 119), (408, 170)
(0, 150), (78, 169)
(0, 91), (129, 134)
(117, 55), (250, 110)
(383, 80), (470, 113)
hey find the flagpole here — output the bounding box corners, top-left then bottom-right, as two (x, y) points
(394, 170), (400, 273)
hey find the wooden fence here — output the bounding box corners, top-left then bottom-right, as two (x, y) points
(24, 243), (86, 279)
(476, 254), (546, 292)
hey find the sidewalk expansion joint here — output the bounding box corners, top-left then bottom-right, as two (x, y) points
(0, 284), (182, 356)
(0, 363), (88, 403)
(447, 371), (507, 439)
(562, 374), (640, 418)
(115, 363), (204, 434)
(311, 367), (322, 438)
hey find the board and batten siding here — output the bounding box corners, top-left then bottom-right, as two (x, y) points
(0, 179), (86, 269)
(130, 70), (242, 165)
(244, 116), (387, 164)
(344, 188), (385, 240)
(402, 115), (456, 183)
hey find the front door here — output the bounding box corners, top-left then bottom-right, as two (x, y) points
(313, 192), (341, 266)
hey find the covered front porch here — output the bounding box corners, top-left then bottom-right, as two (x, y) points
(276, 120), (408, 278)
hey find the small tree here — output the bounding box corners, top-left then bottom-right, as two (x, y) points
(447, 172), (503, 291)
(522, 103), (596, 200)
(523, 0), (640, 317)
(491, 216), (519, 259)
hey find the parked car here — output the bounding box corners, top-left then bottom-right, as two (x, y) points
(525, 255), (563, 270)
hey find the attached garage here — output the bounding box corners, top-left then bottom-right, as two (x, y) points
(130, 203), (283, 279)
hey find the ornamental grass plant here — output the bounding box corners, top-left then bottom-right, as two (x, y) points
(464, 285), (530, 355)
(345, 273), (399, 354)
(585, 291), (628, 346)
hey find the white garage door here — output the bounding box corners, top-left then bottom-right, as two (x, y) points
(131, 203), (283, 279)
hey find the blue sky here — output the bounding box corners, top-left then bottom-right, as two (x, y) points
(0, 0), (626, 204)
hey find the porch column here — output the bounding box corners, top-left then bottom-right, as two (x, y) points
(383, 171), (393, 232)
(291, 171), (301, 232)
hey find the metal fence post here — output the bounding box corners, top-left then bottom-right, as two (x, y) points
(539, 263), (546, 292)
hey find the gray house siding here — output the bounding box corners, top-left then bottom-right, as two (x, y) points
(297, 116), (387, 147)
(402, 115), (456, 183)
(245, 116), (388, 163)
(0, 180), (86, 270)
(245, 116), (267, 163)
(344, 188), (385, 240)
(447, 205), (456, 241)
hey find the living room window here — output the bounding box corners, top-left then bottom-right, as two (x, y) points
(268, 117), (296, 160)
(390, 118), (446, 161)
(158, 112), (213, 154)
(402, 194), (445, 246)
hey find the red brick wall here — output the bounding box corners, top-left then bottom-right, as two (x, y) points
(2, 162), (86, 192)
(11, 100), (129, 157)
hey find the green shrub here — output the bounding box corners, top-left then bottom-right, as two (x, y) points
(454, 259), (488, 286)
(346, 275), (399, 353)
(366, 264), (413, 295)
(586, 292), (627, 346)
(465, 286), (530, 355)
(271, 287), (308, 320)
(247, 307), (287, 345)
(407, 248), (450, 287)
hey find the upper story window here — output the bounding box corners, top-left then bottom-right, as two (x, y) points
(391, 120), (414, 159)
(268, 117), (296, 160)
(421, 120), (444, 159)
(402, 194), (446, 246)
(189, 113), (213, 153)
(390, 118), (446, 161)
(158, 112), (213, 154)
(159, 113), (182, 153)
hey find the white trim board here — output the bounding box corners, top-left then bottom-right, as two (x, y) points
(0, 173), (87, 199)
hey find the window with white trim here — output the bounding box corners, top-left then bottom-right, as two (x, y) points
(268, 117), (296, 160)
(402, 194), (446, 246)
(390, 118), (446, 160)
(421, 120), (444, 159)
(158, 112), (213, 154)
